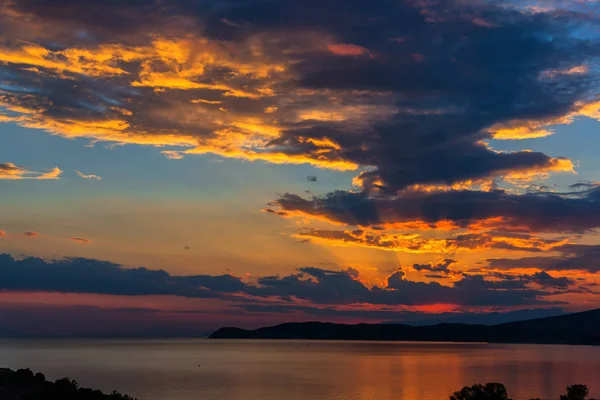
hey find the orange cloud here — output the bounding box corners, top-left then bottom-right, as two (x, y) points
(0, 35), (369, 172)
(70, 237), (93, 245)
(294, 228), (572, 254)
(0, 230), (5, 237)
(0, 44), (139, 77)
(266, 203), (516, 232)
(37, 167), (62, 180)
(294, 229), (447, 254)
(503, 157), (575, 187)
(490, 126), (555, 140)
(490, 100), (600, 140)
(185, 142), (358, 171)
(263, 207), (350, 226)
(0, 163), (62, 180)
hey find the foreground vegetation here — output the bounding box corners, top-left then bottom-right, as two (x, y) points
(451, 383), (597, 400)
(0, 368), (136, 400)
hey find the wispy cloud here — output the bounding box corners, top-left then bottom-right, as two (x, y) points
(76, 170), (102, 180)
(69, 237), (93, 245)
(161, 150), (185, 160)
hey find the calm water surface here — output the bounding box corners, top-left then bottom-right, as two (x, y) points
(1, 339), (598, 400)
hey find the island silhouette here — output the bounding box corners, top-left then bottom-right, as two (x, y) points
(210, 308), (600, 345)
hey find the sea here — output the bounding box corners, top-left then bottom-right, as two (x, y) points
(1, 339), (599, 400)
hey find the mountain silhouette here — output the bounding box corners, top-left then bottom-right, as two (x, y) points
(210, 308), (600, 345)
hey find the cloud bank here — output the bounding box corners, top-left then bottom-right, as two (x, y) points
(0, 254), (583, 308)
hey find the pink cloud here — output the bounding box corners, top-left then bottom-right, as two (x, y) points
(327, 43), (370, 57)
(471, 17), (497, 28)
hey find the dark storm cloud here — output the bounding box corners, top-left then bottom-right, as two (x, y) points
(273, 186), (600, 233)
(425, 274), (452, 279)
(252, 0), (598, 190)
(413, 259), (455, 274)
(455, 274), (528, 290)
(1, 0), (181, 42)
(488, 271), (575, 289)
(487, 244), (600, 273)
(375, 271), (550, 306)
(526, 271), (576, 289)
(248, 265), (557, 306)
(0, 254), (566, 307)
(0, 253), (238, 298)
(0, 0), (598, 189)
(256, 267), (370, 304)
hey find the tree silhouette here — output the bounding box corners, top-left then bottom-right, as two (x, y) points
(561, 385), (590, 400)
(0, 368), (136, 400)
(450, 383), (512, 400)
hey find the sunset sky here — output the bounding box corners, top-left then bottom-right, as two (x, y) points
(1, 0), (600, 336)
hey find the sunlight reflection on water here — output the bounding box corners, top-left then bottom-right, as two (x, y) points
(1, 339), (598, 400)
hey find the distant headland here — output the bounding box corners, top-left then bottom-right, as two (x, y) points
(210, 308), (600, 345)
